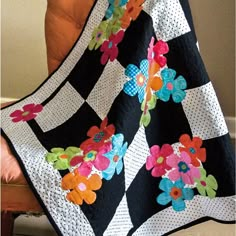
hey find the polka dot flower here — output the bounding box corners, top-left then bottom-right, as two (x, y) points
(155, 68), (187, 103)
(61, 170), (102, 205)
(10, 103), (43, 122)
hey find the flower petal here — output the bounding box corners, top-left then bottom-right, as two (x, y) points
(66, 190), (83, 205)
(179, 134), (191, 147)
(22, 103), (35, 111)
(172, 199), (186, 211)
(168, 169), (181, 181)
(160, 144), (173, 157)
(206, 186), (217, 199)
(125, 64), (140, 79)
(206, 175), (218, 190)
(197, 148), (206, 162)
(70, 155), (84, 166)
(156, 192), (172, 205)
(150, 145), (160, 157)
(61, 172), (77, 190)
(146, 155), (155, 170)
(166, 154), (179, 168)
(22, 113), (37, 121)
(172, 90), (186, 103)
(83, 190), (97, 205)
(78, 162), (92, 177)
(93, 154), (110, 171)
(174, 179), (185, 189)
(159, 178), (173, 192)
(31, 104), (43, 113)
(180, 151), (191, 164)
(101, 51), (110, 65)
(123, 79), (138, 96)
(88, 174), (102, 190)
(10, 110), (23, 117)
(182, 187), (194, 200)
(12, 116), (23, 122)
(173, 76), (187, 90)
(161, 68), (176, 81)
(103, 168), (116, 180)
(196, 184), (206, 196)
(151, 166), (165, 177)
(116, 159), (123, 175)
(140, 59), (149, 78)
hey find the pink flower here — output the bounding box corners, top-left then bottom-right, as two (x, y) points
(100, 30), (124, 65)
(146, 144), (173, 177)
(148, 39), (169, 67)
(10, 103), (43, 122)
(167, 151), (200, 185)
(70, 142), (111, 177)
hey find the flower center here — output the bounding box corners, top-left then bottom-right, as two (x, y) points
(170, 187), (182, 200)
(108, 42), (113, 48)
(84, 151), (97, 162)
(189, 147), (196, 154)
(200, 181), (207, 187)
(22, 111), (30, 116)
(78, 183), (87, 191)
(156, 156), (164, 164)
(178, 161), (190, 173)
(128, 6), (134, 13)
(60, 154), (69, 159)
(113, 155), (119, 162)
(136, 74), (145, 86)
(166, 82), (174, 91)
(96, 31), (102, 41)
(114, 0), (120, 6)
(93, 131), (105, 143)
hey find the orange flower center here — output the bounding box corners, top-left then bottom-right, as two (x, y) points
(170, 187), (182, 200)
(60, 154), (69, 159)
(78, 183), (87, 191)
(113, 155), (119, 162)
(22, 111), (30, 116)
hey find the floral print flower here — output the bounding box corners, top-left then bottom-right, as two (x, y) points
(148, 40), (169, 67)
(105, 0), (127, 19)
(146, 144), (173, 177)
(179, 134), (206, 167)
(195, 168), (218, 198)
(123, 59), (149, 103)
(61, 169), (102, 205)
(120, 0), (145, 29)
(140, 94), (157, 127)
(100, 30), (125, 65)
(157, 178), (194, 211)
(10, 103), (43, 122)
(88, 21), (109, 50)
(45, 147), (81, 170)
(106, 8), (124, 36)
(80, 117), (115, 151)
(70, 142), (111, 177)
(102, 133), (128, 180)
(166, 151), (200, 185)
(155, 68), (187, 103)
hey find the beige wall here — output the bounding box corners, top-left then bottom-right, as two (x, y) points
(1, 1), (235, 117)
(190, 0), (235, 117)
(1, 0), (48, 99)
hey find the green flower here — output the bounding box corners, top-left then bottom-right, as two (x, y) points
(195, 168), (218, 199)
(45, 147), (81, 170)
(88, 21), (109, 50)
(140, 95), (157, 127)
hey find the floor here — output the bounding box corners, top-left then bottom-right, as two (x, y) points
(13, 214), (235, 236)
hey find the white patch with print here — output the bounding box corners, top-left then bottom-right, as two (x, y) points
(86, 60), (127, 119)
(182, 82), (228, 140)
(143, 0), (191, 42)
(35, 82), (84, 132)
(124, 126), (150, 190)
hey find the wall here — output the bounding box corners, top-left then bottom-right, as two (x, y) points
(1, 0), (48, 100)
(1, 0), (235, 118)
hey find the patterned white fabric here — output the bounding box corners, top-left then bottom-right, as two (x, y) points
(182, 82), (228, 140)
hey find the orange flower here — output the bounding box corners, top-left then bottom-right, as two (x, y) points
(61, 170), (102, 205)
(120, 0), (145, 29)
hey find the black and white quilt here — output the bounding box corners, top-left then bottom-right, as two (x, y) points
(1, 0), (235, 235)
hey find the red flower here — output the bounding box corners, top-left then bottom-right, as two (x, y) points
(80, 118), (115, 151)
(100, 30), (124, 65)
(10, 103), (43, 122)
(152, 40), (169, 67)
(179, 134), (206, 167)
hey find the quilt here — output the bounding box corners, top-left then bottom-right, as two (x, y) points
(1, 0), (235, 235)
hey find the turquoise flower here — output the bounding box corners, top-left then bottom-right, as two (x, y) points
(157, 178), (194, 211)
(155, 68), (187, 103)
(105, 0), (128, 19)
(123, 59), (149, 103)
(102, 133), (128, 180)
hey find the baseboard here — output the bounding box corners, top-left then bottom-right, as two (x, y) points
(225, 116), (236, 139)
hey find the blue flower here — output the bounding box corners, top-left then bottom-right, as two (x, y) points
(123, 59), (149, 103)
(105, 0), (128, 19)
(155, 68), (187, 103)
(102, 133), (128, 180)
(156, 178), (194, 211)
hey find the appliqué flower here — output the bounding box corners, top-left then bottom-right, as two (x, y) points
(157, 178), (194, 211)
(105, 0), (127, 19)
(166, 151), (200, 185)
(106, 9), (124, 36)
(179, 134), (206, 167)
(100, 30), (124, 65)
(146, 144), (173, 177)
(155, 68), (187, 103)
(45, 147), (81, 170)
(102, 133), (128, 180)
(61, 170), (102, 205)
(195, 168), (218, 198)
(10, 103), (43, 122)
(148, 40), (169, 67)
(120, 0), (145, 29)
(140, 94), (157, 127)
(123, 59), (149, 103)
(70, 142), (111, 177)
(80, 117), (115, 151)
(88, 21), (109, 50)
